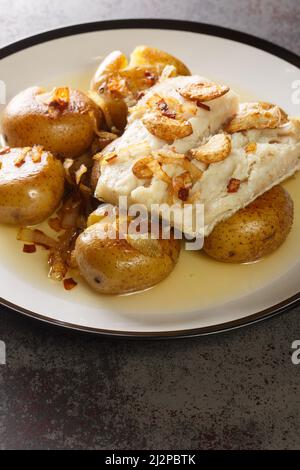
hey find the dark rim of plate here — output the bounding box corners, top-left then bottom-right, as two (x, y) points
(1, 19), (300, 339)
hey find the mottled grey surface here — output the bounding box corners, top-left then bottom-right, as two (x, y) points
(0, 0), (300, 450)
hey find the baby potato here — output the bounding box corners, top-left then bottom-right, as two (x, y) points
(203, 185), (294, 263)
(129, 45), (191, 76)
(90, 46), (191, 132)
(89, 90), (128, 132)
(75, 216), (181, 294)
(0, 146), (64, 225)
(91, 47), (190, 91)
(2, 87), (102, 158)
(90, 50), (128, 91)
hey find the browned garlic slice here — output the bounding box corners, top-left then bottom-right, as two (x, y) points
(225, 102), (282, 133)
(179, 81), (230, 103)
(189, 134), (231, 164)
(259, 102), (289, 124)
(132, 156), (154, 179)
(153, 149), (203, 182)
(132, 156), (171, 184)
(142, 111), (193, 142)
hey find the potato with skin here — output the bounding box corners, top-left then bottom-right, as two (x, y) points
(91, 46), (190, 96)
(90, 46), (191, 132)
(128, 45), (191, 75)
(203, 185), (294, 263)
(75, 211), (181, 294)
(0, 147), (65, 225)
(90, 50), (128, 92)
(2, 87), (102, 159)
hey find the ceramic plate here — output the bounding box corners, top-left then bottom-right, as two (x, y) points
(0, 19), (299, 338)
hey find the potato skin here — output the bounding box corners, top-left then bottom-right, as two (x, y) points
(90, 46), (191, 132)
(0, 147), (65, 225)
(75, 221), (181, 294)
(129, 45), (191, 75)
(2, 87), (102, 158)
(203, 185), (294, 263)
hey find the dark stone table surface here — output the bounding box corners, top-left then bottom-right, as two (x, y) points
(0, 0), (300, 450)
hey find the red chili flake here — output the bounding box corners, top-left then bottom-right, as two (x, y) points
(157, 99), (176, 119)
(227, 178), (241, 193)
(144, 70), (156, 84)
(136, 91), (145, 100)
(197, 102), (211, 111)
(178, 187), (190, 201)
(64, 278), (78, 291)
(23, 244), (36, 254)
(0, 146), (10, 155)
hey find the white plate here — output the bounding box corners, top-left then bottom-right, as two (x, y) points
(0, 20), (300, 338)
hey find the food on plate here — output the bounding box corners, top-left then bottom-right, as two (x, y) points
(95, 74), (239, 227)
(189, 133), (231, 164)
(179, 81), (230, 103)
(199, 117), (300, 235)
(95, 74), (300, 236)
(2, 87), (102, 158)
(90, 46), (190, 132)
(203, 185), (294, 263)
(75, 205), (181, 294)
(1, 45), (300, 295)
(0, 146), (64, 225)
(224, 102), (286, 133)
(95, 74), (300, 237)
(129, 45), (190, 75)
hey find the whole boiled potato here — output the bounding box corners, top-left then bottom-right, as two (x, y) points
(90, 46), (190, 132)
(0, 146), (64, 225)
(203, 185), (294, 263)
(75, 216), (181, 294)
(2, 87), (102, 158)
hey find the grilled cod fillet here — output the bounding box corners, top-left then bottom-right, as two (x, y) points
(95, 75), (300, 236)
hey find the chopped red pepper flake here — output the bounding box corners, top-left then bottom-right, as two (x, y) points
(0, 146), (10, 155)
(144, 71), (156, 84)
(157, 99), (176, 119)
(136, 91), (145, 100)
(23, 244), (36, 254)
(178, 187), (190, 201)
(64, 278), (78, 290)
(14, 155), (26, 167)
(197, 102), (211, 111)
(227, 178), (241, 193)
